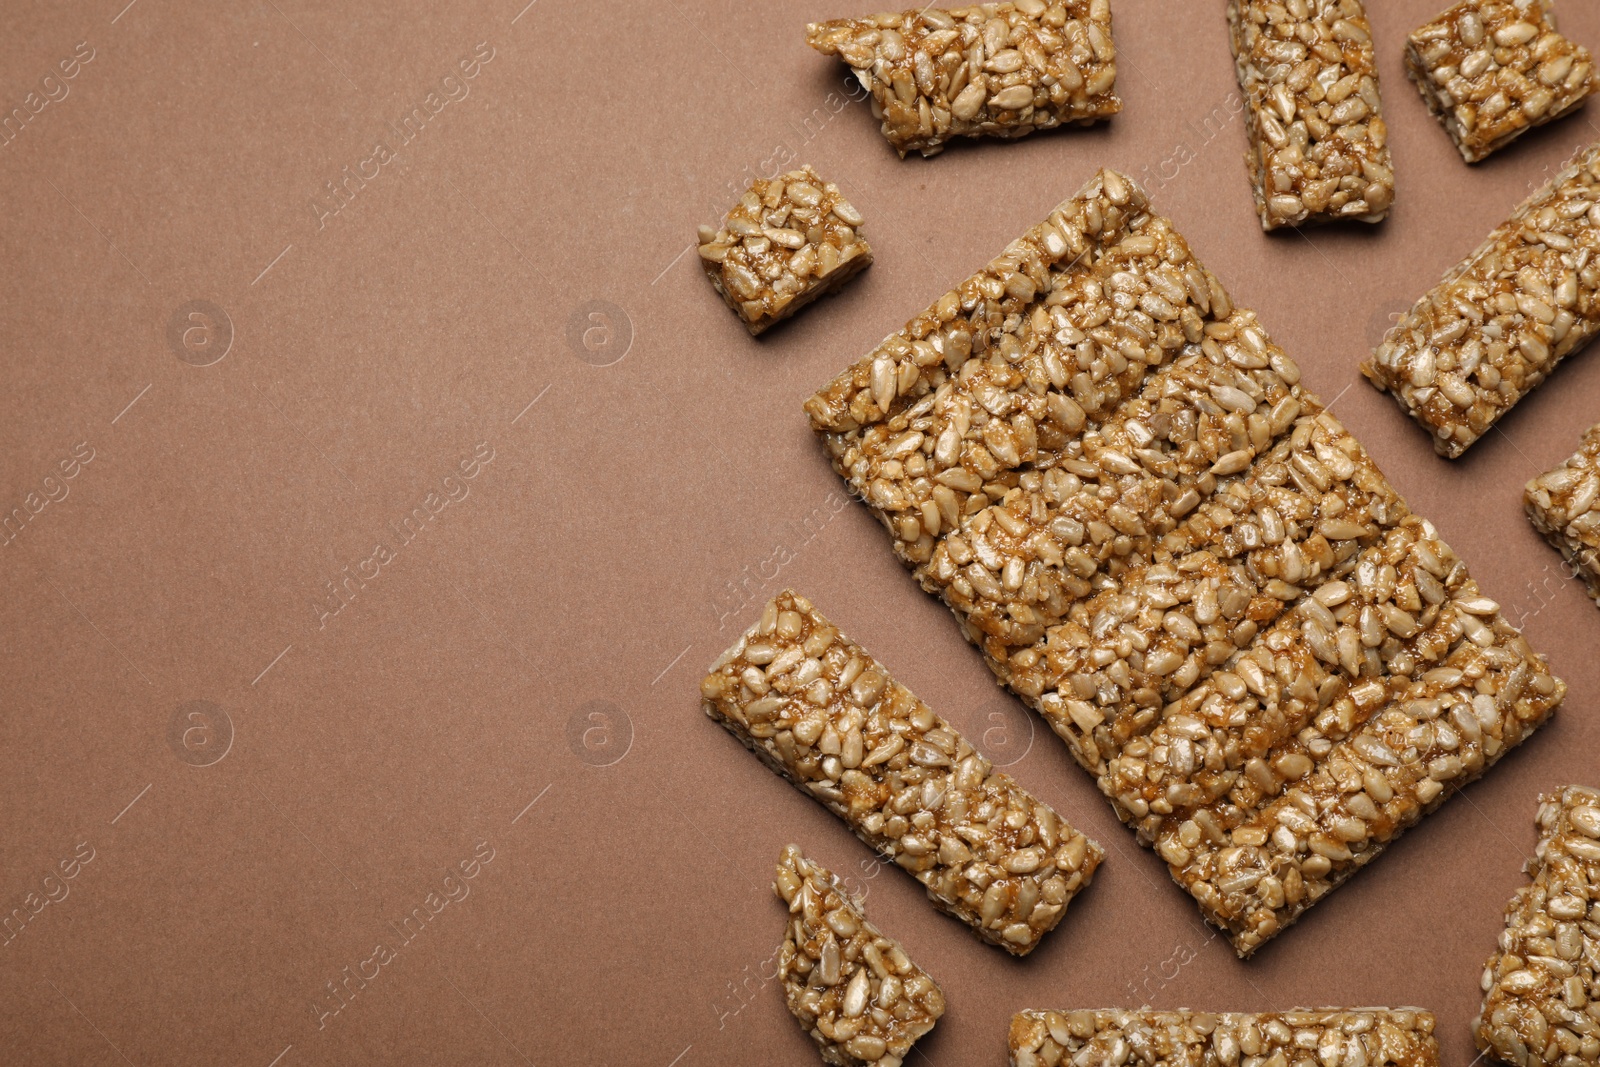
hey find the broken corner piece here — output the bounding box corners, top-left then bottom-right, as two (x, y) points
(698, 164), (871, 336)
(806, 2), (1118, 159)
(703, 590), (1103, 955)
(776, 845), (945, 1067)
(1473, 786), (1600, 1067)
(1525, 422), (1600, 604)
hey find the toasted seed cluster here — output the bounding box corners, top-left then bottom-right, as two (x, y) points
(1526, 423), (1600, 604)
(1405, 0), (1596, 164)
(804, 168), (1565, 956)
(1362, 140), (1600, 458)
(805, 2), (1118, 159)
(704, 592), (1103, 955)
(1227, 0), (1396, 230)
(775, 846), (945, 1067)
(1008, 1009), (1440, 1067)
(1473, 786), (1600, 1067)
(699, 165), (872, 336)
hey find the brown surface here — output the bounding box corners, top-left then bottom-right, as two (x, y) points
(3, 1), (1600, 1065)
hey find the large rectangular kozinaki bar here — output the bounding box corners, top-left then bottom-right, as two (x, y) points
(1363, 138), (1600, 457)
(803, 168), (1565, 956)
(1009, 1009), (1440, 1067)
(702, 591), (1104, 955)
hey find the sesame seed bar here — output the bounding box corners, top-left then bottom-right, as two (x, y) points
(1474, 786), (1600, 1067)
(1227, 0), (1396, 231)
(1405, 0), (1596, 164)
(702, 591), (1104, 955)
(699, 165), (871, 335)
(1362, 139), (1600, 457)
(1526, 422), (1600, 603)
(805, 168), (1565, 955)
(775, 846), (945, 1067)
(1008, 1009), (1440, 1067)
(805, 2), (1118, 159)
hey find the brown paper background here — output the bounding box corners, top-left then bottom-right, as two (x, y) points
(3, 1), (1599, 1063)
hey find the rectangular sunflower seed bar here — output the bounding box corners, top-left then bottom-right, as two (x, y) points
(805, 168), (1565, 955)
(702, 591), (1103, 955)
(1405, 0), (1596, 163)
(1227, 0), (1395, 230)
(806, 2), (1118, 159)
(1362, 139), (1600, 457)
(1473, 786), (1600, 1067)
(1525, 422), (1600, 603)
(776, 846), (945, 1067)
(699, 165), (871, 335)
(1009, 1009), (1440, 1067)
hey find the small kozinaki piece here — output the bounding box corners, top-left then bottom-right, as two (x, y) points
(1009, 1009), (1441, 1067)
(702, 591), (1103, 955)
(775, 846), (945, 1067)
(698, 165), (871, 335)
(805, 2), (1118, 159)
(1473, 786), (1600, 1067)
(1227, 0), (1396, 230)
(1362, 139), (1600, 457)
(1525, 423), (1600, 603)
(1405, 0), (1596, 163)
